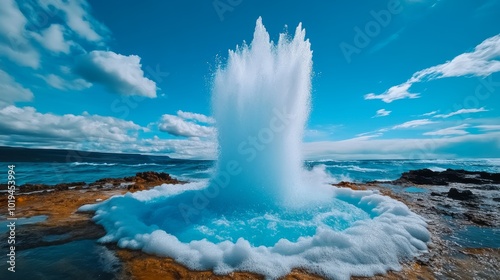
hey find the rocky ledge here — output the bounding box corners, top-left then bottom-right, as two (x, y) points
(354, 168), (500, 279)
(0, 171), (184, 194)
(389, 168), (500, 186)
(1, 170), (499, 279)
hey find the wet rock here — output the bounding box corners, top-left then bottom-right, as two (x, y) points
(463, 212), (491, 226)
(475, 185), (500, 191)
(431, 192), (444, 197)
(438, 203), (452, 209)
(128, 183), (146, 192)
(447, 188), (475, 201)
(0, 182), (87, 193)
(391, 168), (500, 186)
(2, 171), (185, 194)
(334, 181), (366, 190)
(396, 169), (448, 185)
(463, 202), (479, 209)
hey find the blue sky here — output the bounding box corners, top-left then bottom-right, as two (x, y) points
(1, 0), (499, 159)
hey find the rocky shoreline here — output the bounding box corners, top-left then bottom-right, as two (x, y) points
(1, 169), (499, 279)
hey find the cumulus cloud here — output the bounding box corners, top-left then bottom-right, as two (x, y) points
(75, 50), (157, 97)
(38, 73), (92, 91)
(158, 111), (215, 138)
(423, 124), (469, 136)
(0, 0), (40, 68)
(177, 110), (215, 124)
(0, 105), (217, 159)
(0, 0), (26, 38)
(138, 136), (217, 159)
(372, 109), (391, 118)
(37, 0), (108, 42)
(0, 70), (34, 107)
(0, 105), (143, 144)
(0, 0), (159, 97)
(392, 119), (436, 129)
(365, 34), (500, 103)
(32, 24), (72, 54)
(433, 107), (488, 118)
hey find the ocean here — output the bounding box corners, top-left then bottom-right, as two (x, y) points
(2, 147), (500, 185)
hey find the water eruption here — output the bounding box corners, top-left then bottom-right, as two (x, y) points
(210, 17), (327, 209)
(81, 18), (430, 279)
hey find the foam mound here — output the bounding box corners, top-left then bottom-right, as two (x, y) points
(80, 177), (429, 279)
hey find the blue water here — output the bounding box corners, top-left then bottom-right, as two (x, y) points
(448, 226), (500, 248)
(3, 160), (214, 186)
(403, 186), (428, 193)
(3, 158), (499, 186)
(0, 215), (48, 234)
(0, 239), (120, 280)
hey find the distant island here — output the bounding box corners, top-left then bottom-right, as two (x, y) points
(0, 146), (172, 164)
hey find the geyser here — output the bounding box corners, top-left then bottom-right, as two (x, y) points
(81, 18), (430, 279)
(210, 17), (315, 208)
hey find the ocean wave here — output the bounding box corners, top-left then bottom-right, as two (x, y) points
(407, 159), (500, 166)
(308, 159), (361, 164)
(372, 178), (398, 182)
(325, 164), (384, 173)
(125, 163), (160, 167)
(71, 162), (117, 166)
(428, 166), (446, 172)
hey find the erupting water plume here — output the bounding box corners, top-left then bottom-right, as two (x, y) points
(81, 18), (430, 279)
(210, 17), (326, 209)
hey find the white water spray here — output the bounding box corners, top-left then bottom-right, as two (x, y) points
(211, 17), (328, 208)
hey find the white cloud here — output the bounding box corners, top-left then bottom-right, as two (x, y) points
(0, 43), (40, 69)
(158, 113), (215, 138)
(364, 82), (419, 103)
(0, 105), (143, 142)
(476, 125), (500, 131)
(373, 109), (391, 118)
(423, 124), (469, 136)
(0, 105), (217, 159)
(366, 34), (500, 103)
(38, 73), (92, 91)
(433, 107), (488, 118)
(0, 1), (156, 97)
(410, 34), (500, 81)
(138, 137), (217, 159)
(421, 110), (438, 117)
(32, 24), (72, 54)
(0, 0), (26, 38)
(75, 50), (157, 97)
(37, 0), (108, 42)
(303, 131), (500, 160)
(177, 110), (215, 124)
(392, 119), (436, 129)
(0, 70), (34, 107)
(0, 0), (40, 68)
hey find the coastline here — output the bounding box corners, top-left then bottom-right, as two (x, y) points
(1, 169), (499, 279)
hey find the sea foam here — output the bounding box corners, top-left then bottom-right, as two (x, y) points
(80, 178), (429, 279)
